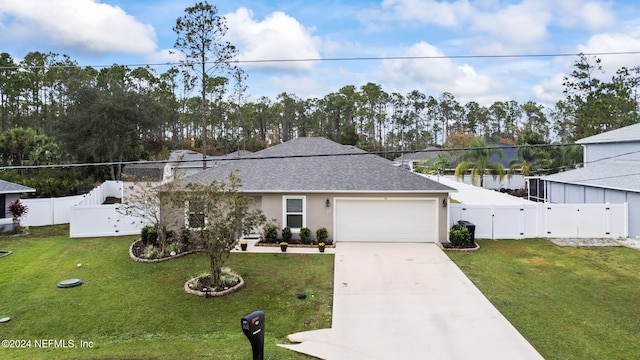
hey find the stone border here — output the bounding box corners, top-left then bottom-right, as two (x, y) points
(438, 242), (480, 252)
(184, 275), (245, 297)
(129, 240), (203, 263)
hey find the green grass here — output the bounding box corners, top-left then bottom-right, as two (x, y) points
(0, 225), (334, 359)
(447, 238), (640, 360)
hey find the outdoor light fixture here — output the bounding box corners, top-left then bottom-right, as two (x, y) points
(325, 199), (330, 207)
(443, 199), (447, 208)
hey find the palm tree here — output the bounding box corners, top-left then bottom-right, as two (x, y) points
(454, 137), (505, 187)
(508, 145), (553, 177)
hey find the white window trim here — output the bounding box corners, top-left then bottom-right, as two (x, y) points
(185, 200), (207, 231)
(283, 196), (306, 233)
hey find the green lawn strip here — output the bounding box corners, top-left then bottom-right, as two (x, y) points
(0, 226), (334, 359)
(447, 239), (640, 360)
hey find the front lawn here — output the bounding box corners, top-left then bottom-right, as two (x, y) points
(447, 239), (640, 360)
(0, 225), (333, 359)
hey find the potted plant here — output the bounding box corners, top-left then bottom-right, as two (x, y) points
(300, 227), (311, 244)
(318, 242), (326, 253)
(240, 241), (248, 251)
(280, 242), (288, 252)
(8, 199), (28, 233)
(316, 227), (328, 246)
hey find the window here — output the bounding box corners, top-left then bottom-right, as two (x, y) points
(185, 200), (206, 229)
(283, 196), (305, 231)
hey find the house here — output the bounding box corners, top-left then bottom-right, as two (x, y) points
(393, 146), (441, 171)
(0, 180), (36, 231)
(167, 137), (455, 243)
(537, 123), (640, 238)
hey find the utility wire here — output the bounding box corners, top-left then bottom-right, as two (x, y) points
(2, 51), (640, 70)
(0, 142), (582, 171)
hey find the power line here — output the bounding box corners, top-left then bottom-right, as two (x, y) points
(0, 142), (582, 171)
(2, 51), (640, 71)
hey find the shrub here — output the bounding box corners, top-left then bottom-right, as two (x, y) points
(141, 225), (158, 246)
(316, 227), (329, 244)
(449, 224), (471, 247)
(143, 244), (163, 259)
(263, 224), (278, 243)
(282, 226), (292, 243)
(219, 267), (241, 288)
(300, 227), (311, 244)
(166, 241), (184, 255)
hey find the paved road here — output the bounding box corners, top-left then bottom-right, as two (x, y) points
(280, 243), (544, 359)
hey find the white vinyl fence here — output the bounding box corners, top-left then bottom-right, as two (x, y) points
(19, 181), (149, 238)
(22, 195), (83, 227)
(69, 181), (149, 238)
(450, 202), (628, 239)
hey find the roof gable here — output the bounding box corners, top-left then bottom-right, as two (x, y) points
(577, 123), (640, 144)
(0, 180), (36, 194)
(182, 137), (454, 193)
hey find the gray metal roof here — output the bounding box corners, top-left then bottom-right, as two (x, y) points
(577, 122), (640, 144)
(541, 161), (640, 193)
(181, 137), (455, 193)
(0, 180), (36, 194)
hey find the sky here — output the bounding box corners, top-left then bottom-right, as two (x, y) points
(2, 0), (640, 108)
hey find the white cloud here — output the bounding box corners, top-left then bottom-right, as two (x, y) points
(555, 0), (616, 32)
(471, 1), (552, 47)
(532, 73), (565, 105)
(380, 0), (473, 27)
(577, 30), (640, 75)
(0, 0), (157, 55)
(225, 7), (321, 71)
(380, 42), (493, 98)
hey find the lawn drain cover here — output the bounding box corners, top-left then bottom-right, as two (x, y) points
(0, 250), (12, 258)
(57, 279), (83, 288)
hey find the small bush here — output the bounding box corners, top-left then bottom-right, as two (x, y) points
(219, 267), (241, 288)
(316, 227), (329, 244)
(141, 225), (158, 246)
(300, 227), (311, 244)
(143, 244), (163, 259)
(449, 224), (471, 247)
(282, 226), (292, 243)
(263, 224), (278, 243)
(166, 241), (184, 255)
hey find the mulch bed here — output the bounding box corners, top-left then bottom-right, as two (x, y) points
(439, 242), (480, 252)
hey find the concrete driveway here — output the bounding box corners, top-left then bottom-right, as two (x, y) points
(280, 243), (544, 359)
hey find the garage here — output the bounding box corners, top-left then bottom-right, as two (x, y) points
(334, 198), (438, 242)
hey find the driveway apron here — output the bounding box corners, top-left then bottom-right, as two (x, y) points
(281, 243), (544, 359)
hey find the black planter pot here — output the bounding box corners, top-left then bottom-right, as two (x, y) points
(280, 245), (288, 252)
(241, 243), (248, 251)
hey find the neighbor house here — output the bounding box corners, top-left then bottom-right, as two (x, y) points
(535, 123), (640, 238)
(164, 137), (455, 243)
(0, 180), (36, 231)
(393, 146), (441, 171)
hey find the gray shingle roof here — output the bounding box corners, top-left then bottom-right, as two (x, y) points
(182, 137), (455, 193)
(577, 123), (640, 144)
(394, 147), (441, 162)
(0, 180), (36, 194)
(541, 161), (640, 193)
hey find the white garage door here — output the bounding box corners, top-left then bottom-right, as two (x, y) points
(335, 198), (437, 243)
